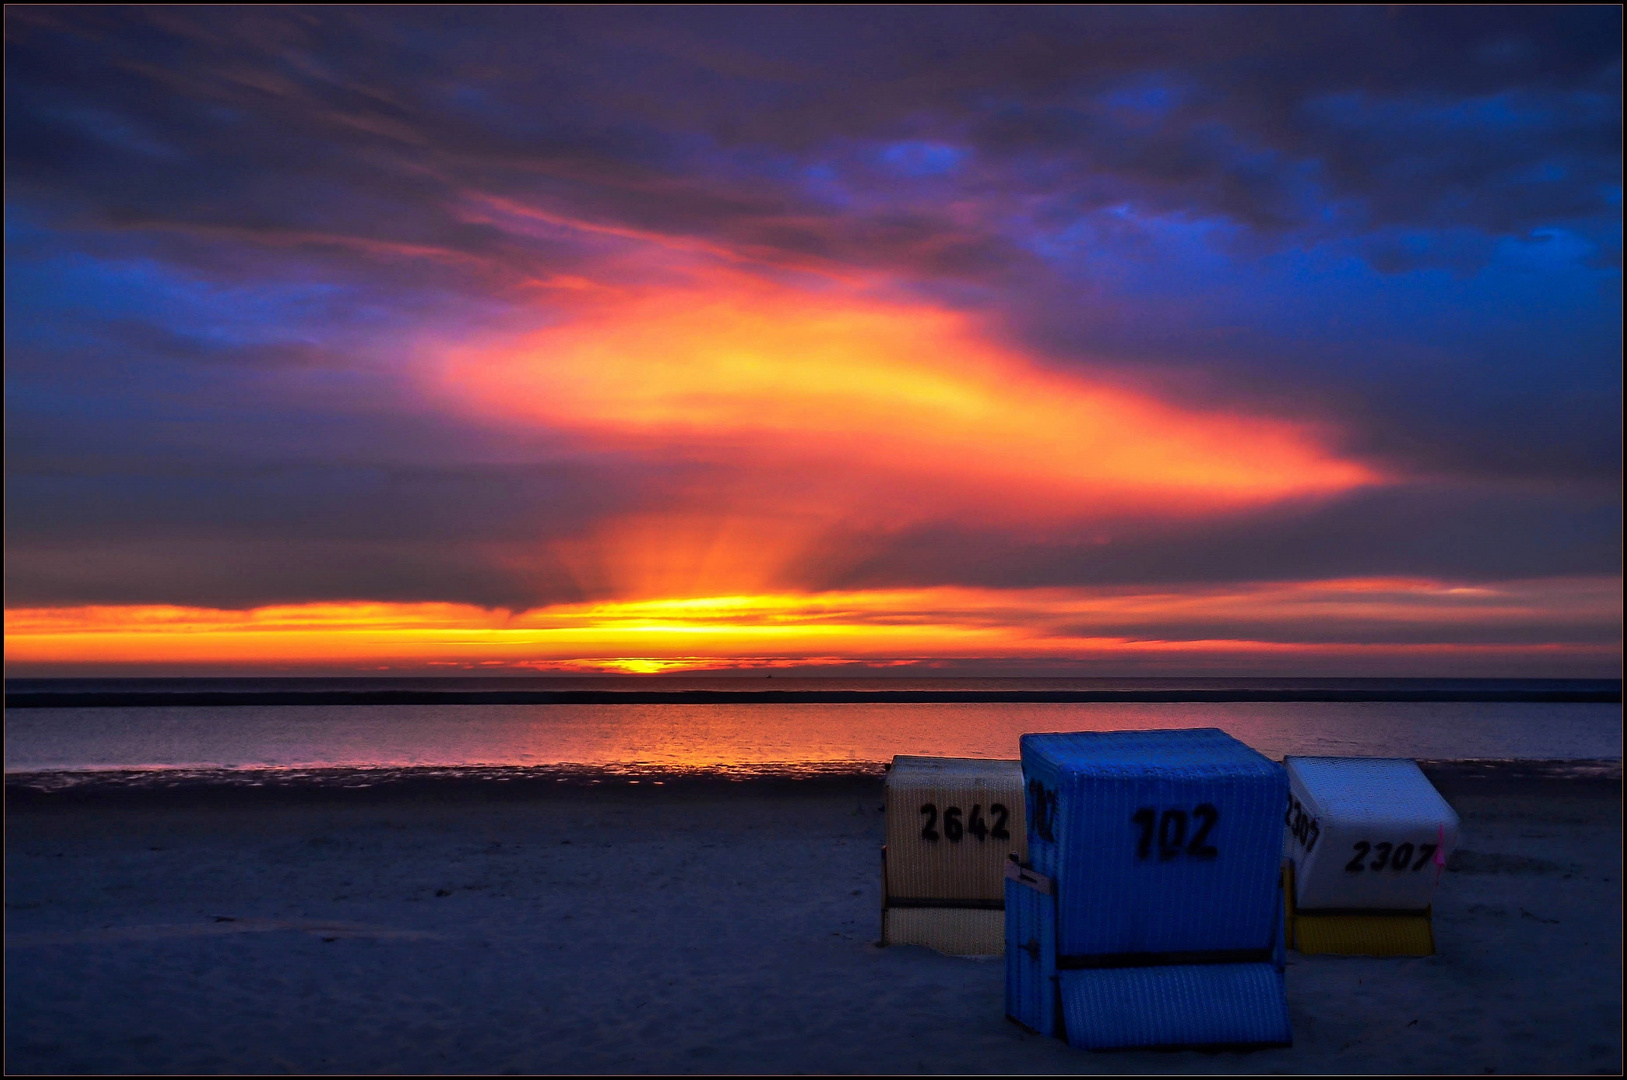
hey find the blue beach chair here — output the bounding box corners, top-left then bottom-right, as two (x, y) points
(1004, 857), (1059, 1036)
(1017, 728), (1292, 1051)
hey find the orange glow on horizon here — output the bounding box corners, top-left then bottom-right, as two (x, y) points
(6, 576), (1618, 675)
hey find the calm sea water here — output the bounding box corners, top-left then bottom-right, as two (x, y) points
(5, 693), (1620, 776)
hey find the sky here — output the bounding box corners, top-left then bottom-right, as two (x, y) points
(4, 6), (1622, 677)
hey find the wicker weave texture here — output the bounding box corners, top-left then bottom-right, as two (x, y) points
(1058, 963), (1292, 1050)
(1021, 728), (1286, 956)
(885, 756), (1026, 903)
(1292, 912), (1435, 955)
(1285, 860), (1435, 955)
(1004, 875), (1059, 1036)
(1284, 756), (1459, 910)
(881, 906), (1004, 956)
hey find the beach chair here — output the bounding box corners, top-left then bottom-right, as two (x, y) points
(880, 756), (1026, 955)
(1283, 756), (1459, 956)
(1013, 728), (1292, 1050)
(1004, 856), (1060, 1035)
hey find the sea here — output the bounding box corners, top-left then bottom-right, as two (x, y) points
(4, 677), (1620, 792)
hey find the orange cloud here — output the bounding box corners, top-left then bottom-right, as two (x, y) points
(429, 273), (1383, 601)
(440, 277), (1376, 531)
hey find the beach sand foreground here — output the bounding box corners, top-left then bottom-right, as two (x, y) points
(4, 771), (1620, 1074)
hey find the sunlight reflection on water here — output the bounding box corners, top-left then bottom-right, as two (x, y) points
(4, 701), (1620, 775)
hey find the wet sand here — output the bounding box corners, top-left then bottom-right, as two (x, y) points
(4, 770), (1620, 1074)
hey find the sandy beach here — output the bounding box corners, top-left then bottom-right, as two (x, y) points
(5, 767), (1620, 1074)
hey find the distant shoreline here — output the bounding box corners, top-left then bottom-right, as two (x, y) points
(6, 685), (1621, 708)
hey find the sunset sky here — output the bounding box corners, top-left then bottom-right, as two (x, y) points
(5, 7), (1621, 676)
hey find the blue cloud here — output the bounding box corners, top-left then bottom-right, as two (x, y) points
(879, 141), (966, 177)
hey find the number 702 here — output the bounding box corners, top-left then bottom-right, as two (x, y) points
(1131, 805), (1220, 861)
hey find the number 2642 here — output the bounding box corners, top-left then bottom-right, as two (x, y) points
(920, 803), (1010, 843)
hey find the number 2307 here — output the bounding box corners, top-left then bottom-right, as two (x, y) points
(1344, 840), (1437, 873)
